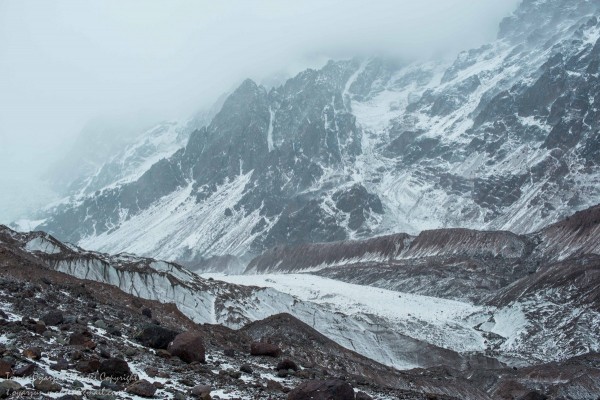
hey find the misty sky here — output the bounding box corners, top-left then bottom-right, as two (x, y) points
(0, 0), (520, 223)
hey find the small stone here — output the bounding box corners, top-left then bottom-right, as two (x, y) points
(41, 311), (64, 326)
(0, 380), (22, 397)
(173, 391), (186, 400)
(141, 308), (152, 318)
(191, 384), (211, 397)
(34, 378), (62, 393)
(75, 359), (100, 373)
(124, 347), (137, 357)
(13, 363), (36, 377)
(223, 348), (235, 357)
(277, 369), (289, 378)
(72, 380), (85, 389)
(31, 322), (47, 334)
(50, 358), (70, 371)
(98, 358), (131, 379)
(127, 379), (156, 397)
(227, 369), (242, 379)
(94, 320), (108, 330)
(0, 360), (12, 378)
(69, 330), (96, 349)
(276, 359), (298, 371)
(239, 364), (253, 374)
(287, 379), (354, 400)
(145, 367), (159, 378)
(266, 379), (284, 392)
(101, 380), (122, 391)
(23, 347), (42, 360)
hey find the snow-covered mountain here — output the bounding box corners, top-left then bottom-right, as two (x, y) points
(26, 0), (600, 266)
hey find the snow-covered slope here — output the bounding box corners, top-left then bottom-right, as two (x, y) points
(3, 223), (599, 371)
(27, 0), (600, 266)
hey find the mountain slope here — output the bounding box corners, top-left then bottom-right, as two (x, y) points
(30, 0), (600, 266)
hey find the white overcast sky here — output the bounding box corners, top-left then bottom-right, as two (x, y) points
(0, 0), (520, 222)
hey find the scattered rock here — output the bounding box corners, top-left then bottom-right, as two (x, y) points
(0, 360), (12, 378)
(94, 320), (108, 329)
(141, 308), (152, 318)
(519, 392), (548, 400)
(69, 330), (96, 349)
(41, 310), (64, 326)
(223, 348), (235, 357)
(75, 359), (101, 374)
(34, 378), (62, 393)
(356, 392), (373, 400)
(136, 324), (179, 349)
(0, 380), (22, 397)
(250, 342), (281, 357)
(191, 384), (211, 399)
(127, 379), (157, 398)
(98, 358), (131, 379)
(145, 366), (159, 378)
(167, 331), (206, 363)
(240, 363), (253, 374)
(13, 363), (36, 377)
(23, 347), (42, 360)
(287, 379), (355, 400)
(277, 359), (299, 371)
(266, 379), (284, 392)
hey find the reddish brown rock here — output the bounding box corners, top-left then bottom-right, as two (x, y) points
(69, 330), (96, 349)
(287, 379), (355, 400)
(127, 379), (157, 398)
(167, 331), (205, 363)
(250, 342), (281, 357)
(23, 347), (42, 360)
(0, 360), (12, 378)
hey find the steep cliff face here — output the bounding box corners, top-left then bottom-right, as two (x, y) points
(30, 0), (600, 265)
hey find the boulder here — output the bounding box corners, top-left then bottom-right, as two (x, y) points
(76, 359), (100, 374)
(69, 330), (96, 349)
(277, 359), (299, 371)
(0, 380), (22, 398)
(34, 378), (62, 393)
(41, 311), (64, 326)
(287, 379), (355, 400)
(127, 379), (157, 398)
(136, 324), (179, 349)
(191, 384), (211, 399)
(250, 342), (281, 357)
(167, 331), (205, 363)
(13, 363), (36, 377)
(98, 358), (131, 379)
